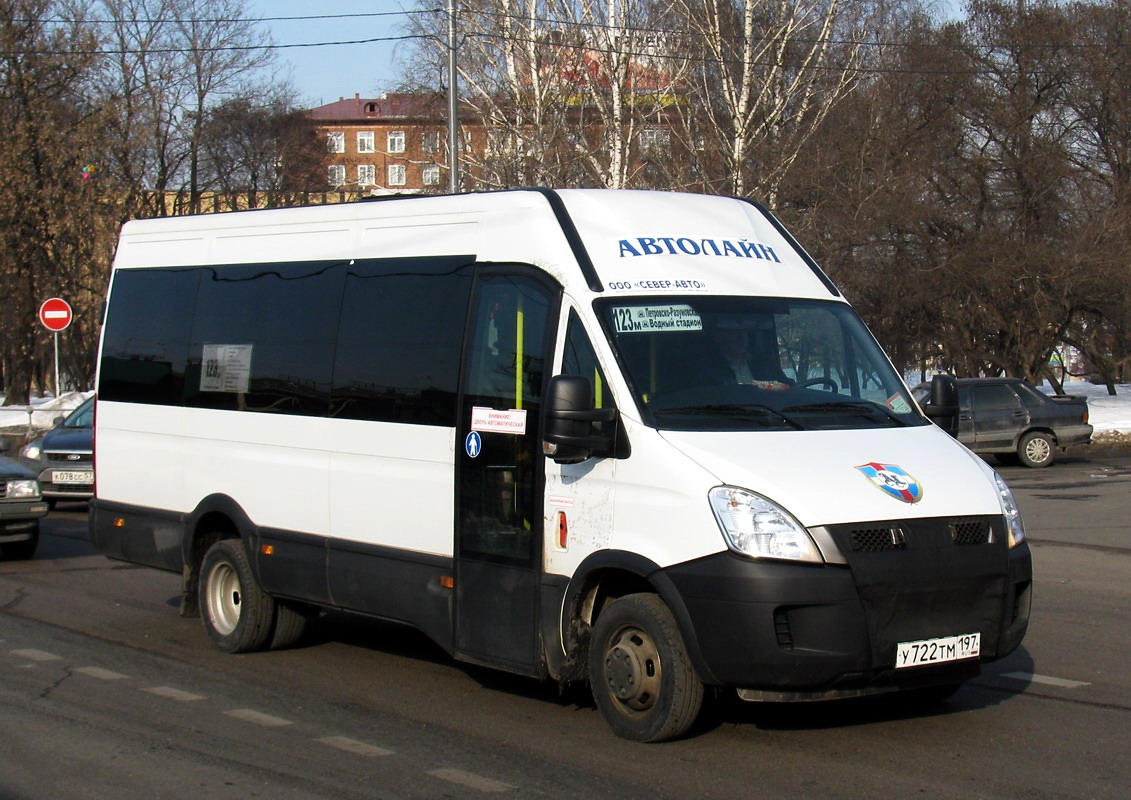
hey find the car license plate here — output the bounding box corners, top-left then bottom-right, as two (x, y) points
(895, 633), (980, 669)
(52, 470), (92, 485)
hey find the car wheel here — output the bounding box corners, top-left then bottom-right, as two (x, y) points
(0, 524), (39, 561)
(269, 600), (317, 650)
(588, 593), (704, 742)
(1018, 431), (1055, 468)
(199, 539), (275, 653)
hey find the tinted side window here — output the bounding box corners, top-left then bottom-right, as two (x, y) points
(971, 384), (1021, 412)
(99, 268), (199, 405)
(331, 257), (474, 426)
(185, 261), (345, 416)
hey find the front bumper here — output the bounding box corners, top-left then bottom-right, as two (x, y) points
(32, 464), (94, 499)
(0, 500), (50, 539)
(664, 514), (1032, 696)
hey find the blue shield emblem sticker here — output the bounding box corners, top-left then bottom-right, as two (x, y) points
(856, 462), (923, 503)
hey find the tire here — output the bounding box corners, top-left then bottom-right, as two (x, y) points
(588, 593), (704, 742)
(1017, 431), (1055, 468)
(0, 524), (39, 561)
(199, 539), (275, 653)
(268, 600), (316, 650)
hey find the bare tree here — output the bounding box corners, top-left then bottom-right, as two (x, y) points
(406, 0), (694, 189)
(671, 0), (875, 202)
(96, 0), (274, 213)
(200, 91), (329, 207)
(0, 0), (108, 401)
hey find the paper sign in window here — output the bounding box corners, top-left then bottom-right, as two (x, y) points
(201, 344), (253, 393)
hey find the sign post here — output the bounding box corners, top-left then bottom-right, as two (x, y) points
(38, 297), (73, 398)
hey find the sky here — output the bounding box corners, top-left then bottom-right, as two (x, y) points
(246, 1), (420, 108)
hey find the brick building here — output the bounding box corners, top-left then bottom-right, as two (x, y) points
(310, 93), (454, 194)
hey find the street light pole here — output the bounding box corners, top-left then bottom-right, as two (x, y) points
(446, 0), (460, 193)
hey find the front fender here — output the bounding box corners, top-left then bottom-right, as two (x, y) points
(560, 549), (721, 686)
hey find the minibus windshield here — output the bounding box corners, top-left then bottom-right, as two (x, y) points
(596, 297), (928, 432)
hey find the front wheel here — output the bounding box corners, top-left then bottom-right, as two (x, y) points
(588, 593), (704, 742)
(199, 539), (275, 653)
(1018, 431), (1055, 468)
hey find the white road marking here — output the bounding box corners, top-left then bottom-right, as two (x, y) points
(316, 736), (394, 757)
(1000, 671), (1091, 689)
(11, 649), (61, 662)
(75, 666), (129, 680)
(223, 708), (293, 727)
(427, 768), (515, 793)
(144, 686), (206, 701)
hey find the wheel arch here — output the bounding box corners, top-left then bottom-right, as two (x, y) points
(559, 550), (719, 686)
(179, 494), (257, 617)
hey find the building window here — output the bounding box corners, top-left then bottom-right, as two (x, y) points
(387, 130), (406, 153)
(422, 164), (441, 186)
(328, 165), (346, 187)
(422, 131), (441, 153)
(357, 131), (375, 153)
(387, 164), (406, 186)
(639, 127), (671, 151)
(358, 164), (376, 186)
(326, 131), (345, 153)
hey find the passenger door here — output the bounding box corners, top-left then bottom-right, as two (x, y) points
(454, 267), (559, 675)
(969, 384), (1028, 449)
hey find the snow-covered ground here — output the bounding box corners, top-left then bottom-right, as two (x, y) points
(1, 383), (1129, 440)
(0, 391), (93, 435)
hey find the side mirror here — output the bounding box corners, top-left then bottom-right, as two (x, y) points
(921, 374), (959, 437)
(543, 375), (623, 464)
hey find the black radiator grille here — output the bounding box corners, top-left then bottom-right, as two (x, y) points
(834, 515), (1001, 553)
(850, 527), (907, 552)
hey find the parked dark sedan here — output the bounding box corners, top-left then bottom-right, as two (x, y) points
(0, 455), (49, 559)
(913, 377), (1093, 467)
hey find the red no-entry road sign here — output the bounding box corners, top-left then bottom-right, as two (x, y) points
(39, 297), (73, 332)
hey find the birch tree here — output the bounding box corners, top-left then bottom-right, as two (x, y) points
(672, 0), (875, 201)
(409, 0), (693, 189)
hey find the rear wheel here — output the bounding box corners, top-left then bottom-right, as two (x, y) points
(0, 524), (39, 561)
(1018, 431), (1055, 468)
(588, 593), (704, 742)
(199, 539), (275, 653)
(269, 600), (317, 650)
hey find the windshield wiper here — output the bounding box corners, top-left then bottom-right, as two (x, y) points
(651, 403), (805, 430)
(781, 400), (909, 426)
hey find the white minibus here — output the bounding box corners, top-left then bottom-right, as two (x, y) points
(91, 189), (1031, 741)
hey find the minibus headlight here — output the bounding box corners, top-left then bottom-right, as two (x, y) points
(6, 479), (41, 500)
(709, 487), (822, 563)
(21, 442), (42, 461)
(994, 472), (1027, 548)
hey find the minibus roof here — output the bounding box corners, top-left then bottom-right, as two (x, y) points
(113, 189), (841, 302)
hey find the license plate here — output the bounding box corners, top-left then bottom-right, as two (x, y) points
(895, 633), (980, 669)
(51, 470), (93, 485)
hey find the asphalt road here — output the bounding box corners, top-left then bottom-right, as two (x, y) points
(1, 450), (1128, 799)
